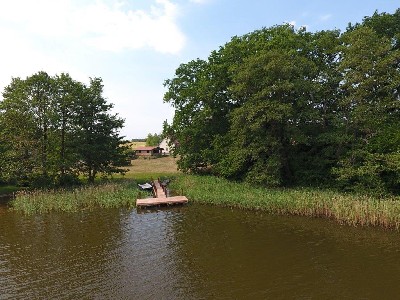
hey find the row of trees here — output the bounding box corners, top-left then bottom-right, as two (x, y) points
(163, 10), (400, 195)
(0, 72), (128, 187)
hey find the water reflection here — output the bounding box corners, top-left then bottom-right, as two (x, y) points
(175, 207), (400, 299)
(1, 204), (400, 299)
(0, 209), (126, 299)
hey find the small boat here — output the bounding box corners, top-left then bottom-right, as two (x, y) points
(138, 183), (153, 190)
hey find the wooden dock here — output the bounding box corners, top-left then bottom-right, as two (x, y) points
(136, 179), (188, 208)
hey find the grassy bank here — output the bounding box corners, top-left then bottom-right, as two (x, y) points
(11, 181), (150, 214)
(7, 156), (179, 214)
(171, 175), (400, 229)
(0, 185), (22, 196)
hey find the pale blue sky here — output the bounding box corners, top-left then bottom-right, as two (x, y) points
(0, 0), (398, 138)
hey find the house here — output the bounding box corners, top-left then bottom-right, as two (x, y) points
(159, 138), (172, 155)
(135, 146), (163, 157)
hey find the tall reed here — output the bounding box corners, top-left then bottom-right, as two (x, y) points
(11, 181), (147, 214)
(171, 175), (400, 229)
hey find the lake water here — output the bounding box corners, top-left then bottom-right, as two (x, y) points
(1, 202), (400, 299)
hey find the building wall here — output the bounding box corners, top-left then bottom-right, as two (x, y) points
(135, 150), (153, 156)
(159, 138), (171, 155)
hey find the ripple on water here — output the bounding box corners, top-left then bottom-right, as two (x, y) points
(1, 205), (400, 299)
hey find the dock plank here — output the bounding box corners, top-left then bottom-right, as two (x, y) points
(136, 196), (188, 207)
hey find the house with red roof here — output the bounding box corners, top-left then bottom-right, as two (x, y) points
(134, 146), (163, 157)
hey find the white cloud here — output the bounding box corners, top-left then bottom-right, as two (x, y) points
(0, 26), (86, 86)
(0, 0), (185, 138)
(190, 0), (209, 3)
(285, 20), (308, 31)
(0, 0), (186, 54)
(319, 14), (332, 22)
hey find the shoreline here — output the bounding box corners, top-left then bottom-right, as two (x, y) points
(9, 180), (147, 214)
(7, 173), (400, 231)
(170, 175), (400, 230)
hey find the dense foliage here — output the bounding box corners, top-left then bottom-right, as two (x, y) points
(164, 10), (400, 195)
(0, 72), (128, 187)
(145, 133), (162, 146)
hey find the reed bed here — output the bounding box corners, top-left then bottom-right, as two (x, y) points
(171, 175), (400, 230)
(11, 181), (148, 214)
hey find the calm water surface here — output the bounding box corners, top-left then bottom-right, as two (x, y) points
(1, 202), (400, 299)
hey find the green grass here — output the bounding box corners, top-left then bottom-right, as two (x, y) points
(113, 155), (180, 182)
(10, 180), (152, 214)
(6, 156), (179, 214)
(0, 185), (22, 195)
(7, 154), (400, 229)
(170, 175), (400, 229)
(125, 156), (179, 175)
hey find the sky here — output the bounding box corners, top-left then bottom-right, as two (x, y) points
(0, 0), (398, 139)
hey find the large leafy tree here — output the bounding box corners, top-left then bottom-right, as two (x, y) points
(164, 59), (223, 172)
(0, 72), (127, 187)
(334, 25), (400, 194)
(52, 73), (81, 181)
(163, 27), (279, 173)
(221, 27), (342, 186)
(0, 73), (52, 185)
(145, 133), (162, 146)
(164, 25), (342, 186)
(73, 77), (127, 184)
(351, 9), (400, 49)
(164, 11), (399, 195)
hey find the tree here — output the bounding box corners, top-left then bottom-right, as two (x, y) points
(334, 25), (400, 194)
(52, 73), (81, 184)
(0, 73), (53, 186)
(164, 25), (342, 186)
(0, 72), (128, 187)
(163, 30), (254, 172)
(164, 12), (400, 195)
(350, 9), (400, 49)
(145, 133), (162, 146)
(164, 59), (221, 172)
(220, 27), (342, 186)
(0, 119), (10, 184)
(73, 77), (127, 184)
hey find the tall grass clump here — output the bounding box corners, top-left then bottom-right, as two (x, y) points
(0, 185), (22, 195)
(171, 175), (400, 230)
(11, 180), (148, 214)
